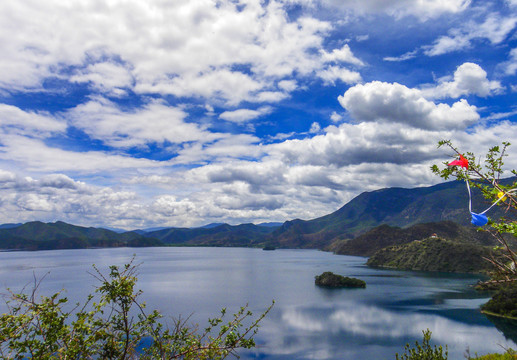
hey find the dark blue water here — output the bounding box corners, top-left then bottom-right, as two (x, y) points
(0, 247), (515, 359)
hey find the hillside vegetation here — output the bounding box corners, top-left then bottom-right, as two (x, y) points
(330, 221), (496, 257)
(1, 178), (515, 251)
(366, 236), (504, 273)
(0, 221), (162, 250)
(261, 178), (515, 249)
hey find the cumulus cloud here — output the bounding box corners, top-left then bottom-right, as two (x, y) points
(3, 117), (517, 228)
(0, 135), (161, 173)
(219, 107), (273, 123)
(424, 14), (517, 56)
(320, 44), (364, 66)
(0, 0), (332, 105)
(0, 105), (66, 137)
(70, 60), (134, 96)
(317, 66), (362, 85)
(278, 80), (298, 92)
(172, 134), (264, 165)
(1, 0), (516, 229)
(330, 111), (343, 122)
(421, 62), (502, 99)
(67, 98), (222, 148)
(338, 81), (479, 130)
(315, 0), (471, 20)
(309, 122), (321, 133)
(271, 122), (442, 167)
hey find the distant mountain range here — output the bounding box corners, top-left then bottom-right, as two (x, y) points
(329, 220), (497, 257)
(0, 221), (162, 250)
(0, 179), (514, 251)
(256, 179), (514, 249)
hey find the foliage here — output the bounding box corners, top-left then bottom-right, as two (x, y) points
(0, 257), (273, 359)
(314, 272), (366, 288)
(431, 140), (517, 287)
(481, 282), (517, 319)
(367, 236), (505, 273)
(395, 329), (448, 360)
(468, 348), (517, 359)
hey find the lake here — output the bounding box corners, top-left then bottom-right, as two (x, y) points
(0, 247), (516, 359)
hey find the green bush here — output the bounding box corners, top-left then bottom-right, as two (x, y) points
(395, 329), (448, 360)
(481, 283), (517, 319)
(0, 258), (273, 359)
(469, 348), (517, 359)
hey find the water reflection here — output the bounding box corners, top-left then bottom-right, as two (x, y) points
(485, 315), (517, 345)
(0, 247), (515, 360)
(248, 303), (516, 359)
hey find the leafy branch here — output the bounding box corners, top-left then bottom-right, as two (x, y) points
(0, 257), (273, 359)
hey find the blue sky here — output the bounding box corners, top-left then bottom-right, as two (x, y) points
(0, 0), (516, 229)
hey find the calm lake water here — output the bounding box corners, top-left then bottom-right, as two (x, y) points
(0, 247), (516, 359)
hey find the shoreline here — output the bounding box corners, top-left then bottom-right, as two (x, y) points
(482, 310), (517, 321)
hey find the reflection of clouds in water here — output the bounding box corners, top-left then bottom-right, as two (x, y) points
(253, 302), (517, 359)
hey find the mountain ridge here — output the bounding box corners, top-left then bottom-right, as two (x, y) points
(0, 178), (515, 250)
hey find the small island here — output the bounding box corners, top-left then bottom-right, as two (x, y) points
(315, 271), (366, 288)
(262, 245), (276, 251)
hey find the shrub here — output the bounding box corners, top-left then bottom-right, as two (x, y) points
(395, 329), (448, 360)
(0, 257), (273, 359)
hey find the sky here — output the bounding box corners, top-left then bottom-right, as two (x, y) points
(0, 0), (517, 230)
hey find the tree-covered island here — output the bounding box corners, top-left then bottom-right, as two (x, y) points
(314, 271), (366, 288)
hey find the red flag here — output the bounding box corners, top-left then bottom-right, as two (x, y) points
(448, 154), (468, 169)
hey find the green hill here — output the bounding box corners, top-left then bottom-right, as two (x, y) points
(2, 178), (515, 251)
(330, 221), (496, 256)
(366, 236), (504, 273)
(263, 179), (515, 249)
(0, 221), (162, 250)
(143, 223), (276, 247)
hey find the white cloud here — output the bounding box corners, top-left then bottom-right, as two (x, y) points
(219, 106), (273, 123)
(503, 48), (517, 75)
(67, 98), (221, 148)
(309, 122), (321, 133)
(0, 0), (332, 104)
(0, 104), (66, 137)
(320, 44), (364, 66)
(384, 50), (418, 62)
(0, 134), (161, 173)
(1, 0), (516, 229)
(425, 14), (517, 56)
(70, 61), (134, 96)
(313, 0), (471, 20)
(338, 81), (479, 130)
(421, 62), (502, 99)
(278, 80), (298, 92)
(317, 66), (362, 85)
(252, 91), (290, 103)
(330, 111), (343, 122)
(172, 134), (264, 165)
(3, 116), (517, 228)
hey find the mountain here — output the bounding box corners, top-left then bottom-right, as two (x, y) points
(329, 221), (497, 257)
(143, 223), (277, 247)
(257, 222), (283, 228)
(199, 222), (226, 229)
(263, 179), (515, 249)
(0, 221), (162, 250)
(1, 178), (514, 251)
(133, 226), (172, 234)
(366, 236), (505, 273)
(0, 223), (22, 229)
